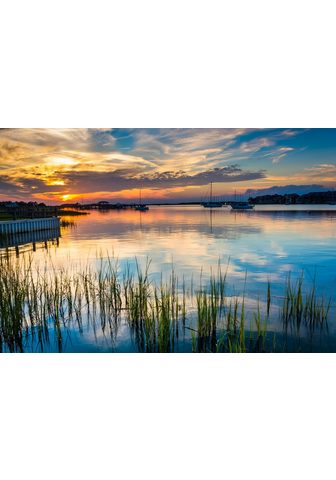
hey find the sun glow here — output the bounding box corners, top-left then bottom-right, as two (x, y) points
(60, 194), (77, 202)
(47, 180), (65, 186)
(49, 157), (78, 166)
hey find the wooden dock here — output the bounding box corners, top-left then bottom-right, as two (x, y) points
(0, 217), (60, 235)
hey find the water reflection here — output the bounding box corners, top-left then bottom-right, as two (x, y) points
(0, 206), (335, 352)
(57, 207), (336, 291)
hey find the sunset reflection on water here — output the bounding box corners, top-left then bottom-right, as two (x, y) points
(2, 205), (336, 352)
(52, 206), (336, 296)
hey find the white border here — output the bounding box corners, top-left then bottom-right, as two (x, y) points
(1, 0), (336, 127)
(1, 1), (336, 479)
(1, 354), (335, 480)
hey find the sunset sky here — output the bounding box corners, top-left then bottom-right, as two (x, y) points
(0, 128), (335, 204)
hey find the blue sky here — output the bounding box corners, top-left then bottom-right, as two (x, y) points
(0, 128), (335, 202)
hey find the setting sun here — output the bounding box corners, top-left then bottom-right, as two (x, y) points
(0, 128), (335, 204)
(49, 156), (78, 167)
(60, 194), (77, 202)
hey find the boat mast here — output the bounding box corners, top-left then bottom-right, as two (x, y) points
(210, 182), (213, 203)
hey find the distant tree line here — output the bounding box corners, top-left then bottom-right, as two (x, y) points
(0, 201), (85, 220)
(249, 190), (336, 205)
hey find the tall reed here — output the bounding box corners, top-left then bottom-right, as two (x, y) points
(0, 253), (332, 353)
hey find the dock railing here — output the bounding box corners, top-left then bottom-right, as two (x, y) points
(0, 217), (60, 235)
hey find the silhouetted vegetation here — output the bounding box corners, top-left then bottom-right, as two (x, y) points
(0, 201), (88, 220)
(249, 190), (336, 205)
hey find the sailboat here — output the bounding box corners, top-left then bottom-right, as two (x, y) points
(202, 182), (223, 208)
(231, 190), (254, 210)
(135, 189), (149, 211)
(231, 202), (254, 210)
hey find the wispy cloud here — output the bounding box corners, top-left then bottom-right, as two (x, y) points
(305, 163), (336, 174)
(0, 128), (333, 202)
(0, 166), (266, 200)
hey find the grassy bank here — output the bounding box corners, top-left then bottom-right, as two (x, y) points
(0, 213), (12, 220)
(0, 254), (331, 352)
(0, 209), (87, 221)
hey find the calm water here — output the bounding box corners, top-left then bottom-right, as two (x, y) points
(1, 205), (336, 352)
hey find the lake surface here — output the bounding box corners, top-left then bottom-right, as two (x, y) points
(1, 205), (336, 352)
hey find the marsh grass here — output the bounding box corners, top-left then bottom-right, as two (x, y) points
(0, 253), (333, 352)
(60, 219), (76, 229)
(281, 274), (330, 335)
